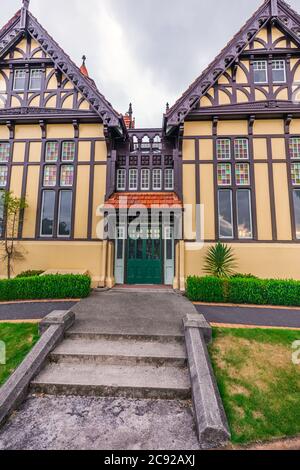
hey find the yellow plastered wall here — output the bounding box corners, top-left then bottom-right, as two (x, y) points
(200, 164), (215, 239)
(22, 166), (40, 238)
(253, 138), (268, 160)
(183, 165), (196, 239)
(94, 141), (107, 162)
(9, 166), (23, 198)
(253, 119), (284, 135)
(79, 124), (104, 138)
(74, 165), (90, 239)
(0, 125), (9, 139)
(29, 142), (42, 163)
(184, 121), (212, 136)
(92, 165), (106, 239)
(217, 120), (248, 135)
(254, 163), (273, 240)
(199, 140), (213, 160)
(78, 141), (91, 162)
(271, 138), (286, 160)
(13, 142), (26, 163)
(273, 163), (292, 240)
(47, 124), (74, 139)
(15, 125), (42, 140)
(290, 119), (300, 135)
(182, 140), (195, 161)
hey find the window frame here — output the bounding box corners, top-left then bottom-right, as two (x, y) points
(129, 168), (138, 191)
(57, 190), (73, 238)
(117, 169), (126, 191)
(29, 68), (43, 91)
(218, 189), (234, 239)
(164, 168), (174, 190)
(13, 69), (27, 91)
(253, 60), (268, 84)
(236, 189), (253, 240)
(152, 168), (162, 191)
(141, 168), (150, 191)
(39, 190), (56, 238)
(272, 59), (286, 84)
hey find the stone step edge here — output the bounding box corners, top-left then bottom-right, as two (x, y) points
(65, 331), (184, 344)
(49, 353), (187, 367)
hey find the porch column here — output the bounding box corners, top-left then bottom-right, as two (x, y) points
(173, 241), (180, 290)
(99, 240), (108, 288)
(179, 240), (186, 292)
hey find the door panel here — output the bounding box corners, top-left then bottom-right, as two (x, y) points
(126, 228), (162, 284)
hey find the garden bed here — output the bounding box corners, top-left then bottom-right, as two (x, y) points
(209, 327), (300, 445)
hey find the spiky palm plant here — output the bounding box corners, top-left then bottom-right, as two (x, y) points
(204, 242), (237, 278)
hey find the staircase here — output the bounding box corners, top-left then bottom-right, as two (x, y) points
(31, 330), (191, 400)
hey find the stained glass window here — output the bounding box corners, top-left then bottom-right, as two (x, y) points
(0, 143), (10, 163)
(234, 139), (249, 160)
(43, 165), (57, 187)
(217, 139), (231, 160)
(217, 163), (231, 186)
(45, 142), (59, 162)
(0, 166), (8, 187)
(289, 138), (300, 160)
(60, 165), (74, 187)
(62, 141), (75, 162)
(291, 163), (300, 186)
(235, 163), (250, 186)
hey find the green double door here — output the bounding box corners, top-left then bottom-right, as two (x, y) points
(126, 227), (162, 285)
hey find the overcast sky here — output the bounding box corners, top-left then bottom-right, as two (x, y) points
(2, 0), (300, 126)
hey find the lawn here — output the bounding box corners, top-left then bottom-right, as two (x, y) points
(0, 323), (39, 387)
(209, 327), (300, 445)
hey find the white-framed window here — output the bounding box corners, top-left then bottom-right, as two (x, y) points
(141, 169), (150, 190)
(117, 169), (126, 190)
(43, 165), (57, 187)
(13, 69), (26, 91)
(272, 60), (286, 83)
(60, 165), (74, 187)
(253, 60), (268, 84)
(217, 139), (231, 160)
(289, 137), (300, 160)
(62, 141), (75, 162)
(152, 169), (162, 190)
(165, 169), (174, 190)
(129, 169), (138, 190)
(29, 69), (43, 90)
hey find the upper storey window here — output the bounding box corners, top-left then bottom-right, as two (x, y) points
(272, 60), (286, 83)
(253, 61), (268, 84)
(13, 70), (26, 91)
(29, 69), (43, 90)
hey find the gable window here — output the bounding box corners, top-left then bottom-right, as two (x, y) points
(165, 169), (174, 190)
(129, 169), (138, 190)
(13, 69), (26, 91)
(153, 169), (162, 190)
(253, 61), (268, 84)
(117, 169), (126, 191)
(141, 169), (150, 190)
(29, 69), (43, 90)
(272, 60), (286, 83)
(217, 139), (231, 160)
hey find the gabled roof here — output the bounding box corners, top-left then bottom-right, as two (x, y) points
(164, 0), (300, 134)
(0, 5), (127, 136)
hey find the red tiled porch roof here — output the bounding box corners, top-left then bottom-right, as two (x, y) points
(105, 192), (183, 209)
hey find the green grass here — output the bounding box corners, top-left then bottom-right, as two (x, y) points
(209, 327), (300, 445)
(0, 323), (39, 386)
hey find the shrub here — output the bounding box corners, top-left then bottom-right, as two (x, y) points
(203, 242), (237, 278)
(230, 273), (258, 279)
(15, 270), (44, 279)
(0, 274), (91, 302)
(186, 276), (300, 307)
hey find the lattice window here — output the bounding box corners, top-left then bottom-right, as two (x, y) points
(62, 142), (75, 162)
(13, 69), (26, 91)
(29, 69), (43, 90)
(0, 143), (10, 163)
(153, 155), (162, 166)
(141, 156), (150, 166)
(117, 156), (126, 166)
(217, 139), (231, 160)
(129, 169), (138, 190)
(45, 142), (59, 162)
(289, 138), (300, 160)
(43, 165), (57, 187)
(117, 169), (126, 191)
(217, 163), (231, 186)
(165, 169), (174, 190)
(153, 169), (162, 190)
(253, 61), (268, 83)
(235, 163), (250, 186)
(272, 60), (286, 83)
(234, 139), (249, 160)
(291, 163), (300, 186)
(141, 169), (150, 190)
(164, 155), (173, 166)
(0, 166), (8, 187)
(129, 156), (138, 166)
(60, 165), (74, 187)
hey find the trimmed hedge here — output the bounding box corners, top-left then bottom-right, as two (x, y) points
(186, 276), (300, 307)
(0, 274), (91, 302)
(15, 270), (44, 279)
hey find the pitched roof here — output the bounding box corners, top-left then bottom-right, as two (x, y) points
(105, 192), (183, 209)
(0, 6), (126, 136)
(165, 0), (300, 133)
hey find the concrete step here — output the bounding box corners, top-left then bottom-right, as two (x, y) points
(65, 331), (184, 344)
(31, 362), (191, 399)
(50, 338), (187, 367)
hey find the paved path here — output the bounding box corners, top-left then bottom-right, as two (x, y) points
(195, 303), (300, 329)
(0, 301), (77, 321)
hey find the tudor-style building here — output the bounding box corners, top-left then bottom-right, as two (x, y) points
(1, 0), (300, 288)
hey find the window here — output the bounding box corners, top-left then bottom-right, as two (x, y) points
(0, 191), (4, 238)
(141, 169), (150, 190)
(217, 163), (231, 186)
(235, 163), (250, 186)
(153, 169), (162, 190)
(29, 69), (43, 90)
(141, 136), (150, 150)
(0, 166), (8, 187)
(293, 190), (300, 239)
(289, 138), (300, 160)
(43, 166), (57, 187)
(291, 163), (300, 186)
(234, 139), (249, 160)
(237, 190), (253, 239)
(117, 169), (126, 191)
(218, 190), (233, 239)
(129, 169), (138, 190)
(45, 142), (59, 162)
(40, 190), (55, 236)
(0, 143), (10, 163)
(60, 165), (74, 187)
(58, 191), (72, 237)
(272, 60), (286, 83)
(13, 69), (26, 91)
(217, 139), (231, 160)
(153, 135), (162, 150)
(165, 169), (174, 190)
(62, 141), (75, 162)
(253, 61), (268, 83)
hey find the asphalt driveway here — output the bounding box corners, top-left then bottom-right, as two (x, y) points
(0, 301), (77, 321)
